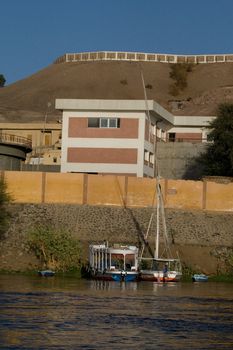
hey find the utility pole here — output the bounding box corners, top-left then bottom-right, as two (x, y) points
(37, 102), (51, 171)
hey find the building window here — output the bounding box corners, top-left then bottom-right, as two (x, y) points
(168, 133), (176, 142)
(144, 150), (149, 162)
(161, 130), (166, 141)
(100, 118), (108, 128)
(206, 133), (212, 142)
(109, 118), (118, 128)
(100, 117), (119, 128)
(88, 117), (120, 128)
(149, 153), (154, 165)
(88, 118), (99, 127)
(42, 131), (51, 146)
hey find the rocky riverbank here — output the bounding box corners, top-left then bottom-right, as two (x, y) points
(0, 204), (233, 274)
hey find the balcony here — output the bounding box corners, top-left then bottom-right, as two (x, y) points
(0, 133), (32, 151)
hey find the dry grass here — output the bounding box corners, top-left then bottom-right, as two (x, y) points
(1, 60), (233, 122)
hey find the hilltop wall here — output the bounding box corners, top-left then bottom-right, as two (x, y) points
(54, 51), (233, 64)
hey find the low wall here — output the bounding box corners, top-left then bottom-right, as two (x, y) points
(54, 51), (233, 65)
(2, 171), (233, 211)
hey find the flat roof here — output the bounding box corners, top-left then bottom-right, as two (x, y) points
(55, 99), (214, 127)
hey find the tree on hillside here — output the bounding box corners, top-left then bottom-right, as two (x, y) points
(0, 178), (11, 237)
(200, 102), (233, 177)
(0, 74), (6, 87)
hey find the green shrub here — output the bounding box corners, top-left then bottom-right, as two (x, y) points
(145, 84), (153, 90)
(0, 178), (11, 238)
(27, 226), (81, 272)
(181, 263), (195, 281)
(0, 74), (6, 87)
(120, 79), (128, 85)
(169, 63), (194, 96)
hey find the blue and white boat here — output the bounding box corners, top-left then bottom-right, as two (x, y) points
(192, 274), (208, 282)
(38, 270), (55, 277)
(89, 243), (139, 282)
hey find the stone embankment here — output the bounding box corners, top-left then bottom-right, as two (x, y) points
(1, 204), (233, 274)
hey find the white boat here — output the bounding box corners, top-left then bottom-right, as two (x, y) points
(139, 258), (182, 282)
(138, 70), (182, 283)
(192, 274), (208, 282)
(38, 270), (55, 277)
(88, 243), (139, 282)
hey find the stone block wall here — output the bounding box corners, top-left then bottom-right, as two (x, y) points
(1, 203), (233, 274)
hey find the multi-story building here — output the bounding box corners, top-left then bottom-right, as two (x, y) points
(56, 99), (214, 177)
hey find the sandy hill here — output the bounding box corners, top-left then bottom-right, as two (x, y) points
(1, 59), (233, 123)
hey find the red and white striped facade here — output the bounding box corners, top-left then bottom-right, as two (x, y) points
(55, 99), (214, 177)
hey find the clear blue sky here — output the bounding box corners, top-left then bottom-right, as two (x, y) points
(1, 0), (233, 85)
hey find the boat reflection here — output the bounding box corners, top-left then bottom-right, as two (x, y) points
(89, 279), (138, 291)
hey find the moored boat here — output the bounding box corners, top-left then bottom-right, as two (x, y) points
(139, 258), (182, 282)
(192, 274), (208, 282)
(138, 167), (182, 282)
(89, 243), (139, 282)
(38, 270), (55, 277)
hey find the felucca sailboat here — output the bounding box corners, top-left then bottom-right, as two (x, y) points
(139, 174), (182, 282)
(139, 69), (182, 282)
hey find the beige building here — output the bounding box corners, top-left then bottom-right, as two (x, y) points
(0, 122), (62, 166)
(56, 99), (214, 177)
(0, 98), (214, 174)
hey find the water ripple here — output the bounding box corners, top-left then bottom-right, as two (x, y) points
(0, 276), (233, 349)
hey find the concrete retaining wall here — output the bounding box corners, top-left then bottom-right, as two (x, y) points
(157, 142), (207, 180)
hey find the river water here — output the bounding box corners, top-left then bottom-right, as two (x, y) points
(0, 275), (232, 349)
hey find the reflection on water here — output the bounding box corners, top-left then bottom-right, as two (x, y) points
(0, 275), (233, 349)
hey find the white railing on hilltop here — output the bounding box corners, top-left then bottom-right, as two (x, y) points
(54, 51), (233, 65)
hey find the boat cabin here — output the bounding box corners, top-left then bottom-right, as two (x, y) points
(89, 243), (139, 273)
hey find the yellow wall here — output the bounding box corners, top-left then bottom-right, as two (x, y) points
(205, 181), (233, 211)
(127, 177), (157, 207)
(165, 180), (203, 209)
(2, 171), (233, 211)
(87, 175), (125, 206)
(44, 173), (84, 204)
(4, 171), (43, 203)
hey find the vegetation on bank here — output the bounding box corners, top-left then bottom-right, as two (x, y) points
(181, 258), (233, 282)
(199, 102), (233, 177)
(27, 226), (82, 272)
(0, 178), (11, 238)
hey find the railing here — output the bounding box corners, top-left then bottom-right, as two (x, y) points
(0, 133), (32, 150)
(54, 51), (233, 65)
(31, 144), (61, 157)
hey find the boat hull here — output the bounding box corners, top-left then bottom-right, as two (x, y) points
(91, 270), (138, 282)
(139, 270), (182, 282)
(192, 274), (208, 282)
(38, 270), (55, 277)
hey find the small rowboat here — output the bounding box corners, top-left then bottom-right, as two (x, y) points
(38, 270), (55, 277)
(192, 274), (208, 282)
